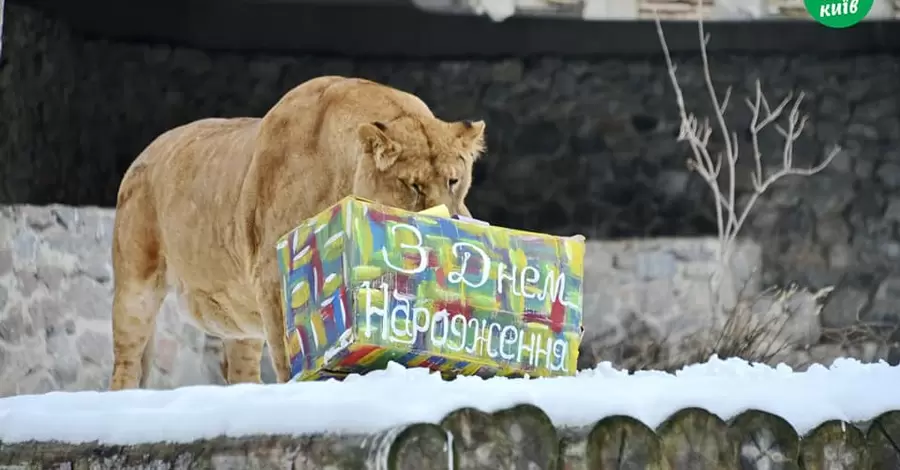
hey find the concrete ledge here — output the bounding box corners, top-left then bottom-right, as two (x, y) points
(10, 0), (900, 57)
(1, 405), (898, 469)
(413, 0), (900, 21)
(0, 428), (454, 469)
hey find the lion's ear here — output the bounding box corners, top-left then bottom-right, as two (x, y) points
(456, 120), (486, 161)
(359, 121), (402, 171)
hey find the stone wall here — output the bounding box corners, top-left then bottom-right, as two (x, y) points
(2, 5), (900, 383)
(2, 405), (899, 469)
(5, 203), (891, 396)
(0, 205), (224, 396)
(2, 5), (900, 320)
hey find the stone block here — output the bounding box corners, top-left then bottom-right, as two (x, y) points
(0, 203), (879, 396)
(0, 205), (225, 397)
(2, 404), (898, 469)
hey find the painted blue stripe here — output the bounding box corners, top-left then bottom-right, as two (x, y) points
(332, 291), (346, 336)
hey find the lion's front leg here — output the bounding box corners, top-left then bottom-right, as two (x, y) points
(253, 264), (293, 384)
(222, 338), (265, 384)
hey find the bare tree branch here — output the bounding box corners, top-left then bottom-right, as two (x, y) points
(653, 2), (840, 319)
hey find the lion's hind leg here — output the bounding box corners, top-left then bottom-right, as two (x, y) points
(182, 291), (265, 385)
(110, 171), (166, 391)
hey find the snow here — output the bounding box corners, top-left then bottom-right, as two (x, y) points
(468, 0), (516, 22)
(1, 356), (898, 446)
(583, 0), (639, 20)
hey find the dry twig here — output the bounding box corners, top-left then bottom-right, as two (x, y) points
(653, 2), (839, 310)
(641, 1), (841, 369)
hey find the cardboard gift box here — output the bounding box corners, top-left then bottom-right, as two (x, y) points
(275, 196), (585, 381)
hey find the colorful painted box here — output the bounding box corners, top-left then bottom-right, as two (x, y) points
(275, 196), (585, 381)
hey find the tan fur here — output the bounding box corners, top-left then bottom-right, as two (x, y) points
(109, 76), (487, 390)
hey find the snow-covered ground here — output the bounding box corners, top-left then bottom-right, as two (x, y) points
(1, 356), (898, 446)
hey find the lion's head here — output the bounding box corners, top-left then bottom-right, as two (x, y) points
(353, 115), (485, 216)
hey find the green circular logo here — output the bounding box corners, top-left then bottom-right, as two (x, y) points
(804, 0), (874, 28)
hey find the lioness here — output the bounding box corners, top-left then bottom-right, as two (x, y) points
(110, 76), (486, 390)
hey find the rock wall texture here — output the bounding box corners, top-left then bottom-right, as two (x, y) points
(2, 405), (899, 469)
(2, 6), (900, 383)
(3, 203), (893, 397)
(2, 6), (900, 311)
(0, 206), (223, 396)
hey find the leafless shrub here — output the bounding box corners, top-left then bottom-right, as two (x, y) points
(803, 320), (900, 368)
(686, 283), (833, 368)
(593, 276), (833, 373)
(641, 2), (842, 370)
(820, 321), (900, 346)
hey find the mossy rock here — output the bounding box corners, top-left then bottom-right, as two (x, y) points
(440, 407), (508, 470)
(657, 407), (738, 470)
(492, 404), (559, 470)
(440, 404), (558, 470)
(556, 426), (593, 470)
(0, 439), (207, 469)
(0, 431), (449, 470)
(800, 420), (868, 470)
(585, 415), (665, 470)
(728, 409), (800, 470)
(866, 411), (900, 470)
(368, 423), (453, 470)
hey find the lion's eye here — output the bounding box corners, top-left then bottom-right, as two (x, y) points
(448, 178), (459, 188)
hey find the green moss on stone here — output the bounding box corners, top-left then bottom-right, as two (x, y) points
(440, 404), (560, 470)
(6, 405), (900, 470)
(0, 440), (202, 469)
(440, 407), (503, 469)
(865, 411), (900, 470)
(493, 404), (560, 470)
(728, 409), (800, 470)
(800, 420), (868, 470)
(657, 407), (737, 470)
(556, 426), (593, 470)
(0, 434), (394, 470)
(586, 415), (665, 470)
(385, 423), (453, 470)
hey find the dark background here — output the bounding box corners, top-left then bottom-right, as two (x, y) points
(2, 0), (900, 331)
